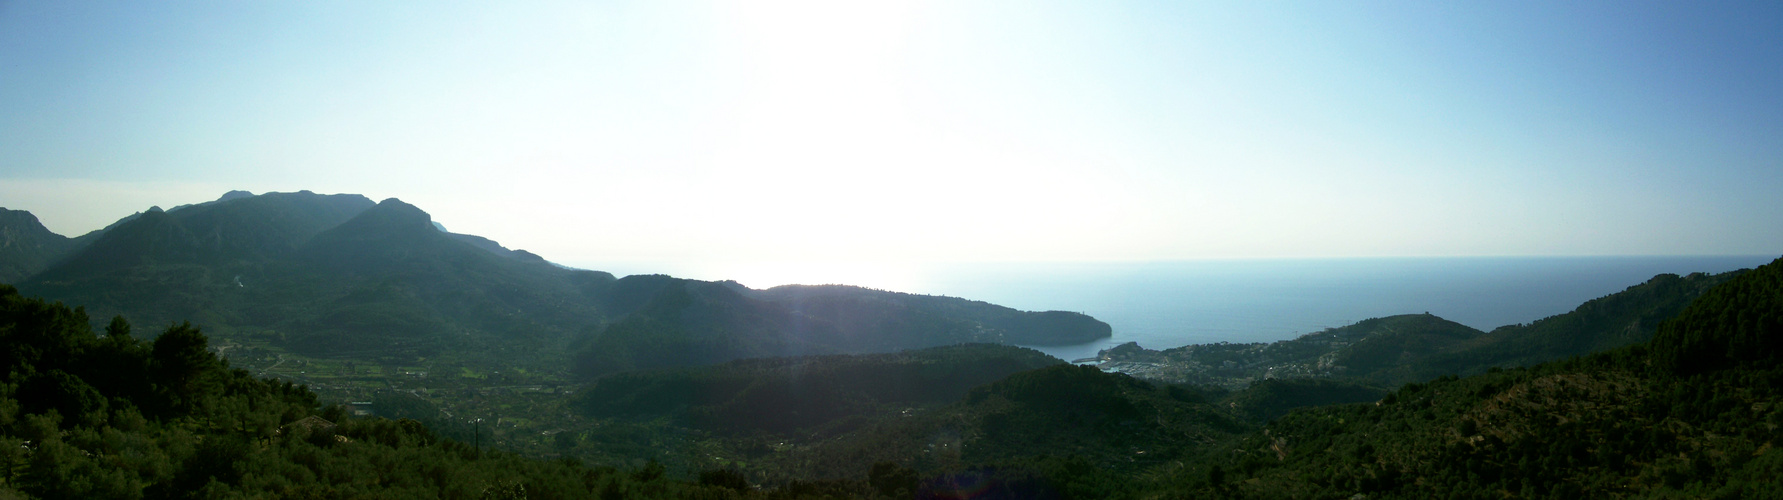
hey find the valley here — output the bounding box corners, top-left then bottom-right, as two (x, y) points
(7, 2), (1779, 496)
(0, 191), (1778, 498)
(219, 338), (578, 454)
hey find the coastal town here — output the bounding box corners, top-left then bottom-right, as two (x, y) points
(1075, 313), (1474, 390)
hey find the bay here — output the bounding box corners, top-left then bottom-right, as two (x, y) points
(907, 256), (1778, 362)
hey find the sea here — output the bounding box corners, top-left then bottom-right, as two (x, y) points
(900, 256), (1778, 362)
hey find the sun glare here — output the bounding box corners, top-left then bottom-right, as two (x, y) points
(707, 0), (926, 186)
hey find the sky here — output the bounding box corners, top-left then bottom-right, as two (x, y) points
(2, 1), (1781, 289)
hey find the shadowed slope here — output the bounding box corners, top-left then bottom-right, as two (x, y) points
(0, 208), (79, 283)
(573, 280), (1112, 378)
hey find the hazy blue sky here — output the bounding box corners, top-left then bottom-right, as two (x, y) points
(2, 1), (1780, 288)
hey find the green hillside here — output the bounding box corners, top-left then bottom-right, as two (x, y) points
(1143, 256), (1783, 498)
(0, 284), (745, 499)
(4, 250), (1777, 497)
(575, 344), (1060, 435)
(1092, 269), (1739, 389)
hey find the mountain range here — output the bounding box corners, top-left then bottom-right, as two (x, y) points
(540, 254), (1764, 487)
(2, 188), (1779, 497)
(0, 190), (1109, 375)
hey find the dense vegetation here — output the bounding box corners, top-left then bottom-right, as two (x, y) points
(725, 363), (1251, 492)
(596, 256), (1781, 498)
(1145, 257), (1783, 498)
(1652, 260), (1783, 376)
(1389, 271), (1736, 384)
(6, 256), (1778, 497)
(0, 284), (1322, 499)
(575, 344), (1059, 434)
(0, 284), (758, 499)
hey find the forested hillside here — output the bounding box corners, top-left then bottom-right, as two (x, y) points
(0, 283), (1268, 499)
(575, 344), (1059, 434)
(5, 253), (1777, 497)
(1091, 269), (1738, 389)
(0, 284), (752, 499)
(1144, 256), (1783, 498)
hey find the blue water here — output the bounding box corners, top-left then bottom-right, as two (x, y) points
(903, 256), (1777, 362)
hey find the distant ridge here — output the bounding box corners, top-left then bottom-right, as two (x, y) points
(0, 208), (77, 283)
(1162, 255), (1783, 497)
(1092, 268), (1745, 388)
(3, 190), (1111, 374)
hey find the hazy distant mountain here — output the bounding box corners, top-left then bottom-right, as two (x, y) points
(21, 192), (616, 359)
(34, 190), (375, 278)
(754, 285), (1114, 345)
(0, 208), (79, 283)
(6, 190), (1110, 372)
(571, 277), (1111, 378)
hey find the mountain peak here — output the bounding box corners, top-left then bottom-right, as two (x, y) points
(0, 208), (77, 283)
(374, 198), (429, 219)
(217, 190), (255, 202)
(297, 197), (453, 268)
(0, 208), (51, 233)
